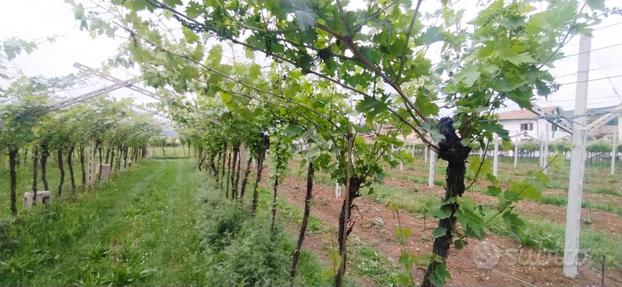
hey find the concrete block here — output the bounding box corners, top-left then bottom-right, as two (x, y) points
(100, 164), (111, 181)
(23, 191), (51, 208)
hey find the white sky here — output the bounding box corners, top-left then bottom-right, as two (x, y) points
(1, 0), (621, 113)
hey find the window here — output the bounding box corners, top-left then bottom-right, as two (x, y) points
(520, 123), (533, 131)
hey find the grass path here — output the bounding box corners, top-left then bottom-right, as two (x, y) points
(0, 159), (206, 286)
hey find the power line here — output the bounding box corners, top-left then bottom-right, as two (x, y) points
(558, 73), (622, 85)
(554, 63), (622, 78)
(594, 55), (622, 101)
(559, 42), (622, 59)
(535, 95), (621, 103)
(593, 21), (622, 31)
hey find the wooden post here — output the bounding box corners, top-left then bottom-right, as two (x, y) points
(428, 149), (436, 188)
(563, 34), (590, 278)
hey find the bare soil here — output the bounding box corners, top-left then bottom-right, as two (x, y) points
(384, 177), (622, 236)
(277, 176), (622, 287)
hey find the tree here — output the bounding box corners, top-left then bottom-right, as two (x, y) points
(0, 77), (49, 215)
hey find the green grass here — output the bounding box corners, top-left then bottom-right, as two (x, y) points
(0, 151), (141, 217)
(205, 182), (334, 286)
(539, 194), (622, 216)
(0, 159), (335, 286)
(348, 236), (399, 286)
(0, 159), (209, 286)
(148, 145), (191, 159)
(277, 195), (327, 234)
(366, 184), (440, 218)
(388, 155), (621, 198)
(382, 163), (622, 216)
(588, 187), (622, 196)
(488, 216), (622, 270)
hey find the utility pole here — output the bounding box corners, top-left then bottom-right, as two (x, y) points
(563, 34), (591, 278)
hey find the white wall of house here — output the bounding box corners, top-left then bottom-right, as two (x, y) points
(500, 119), (570, 142)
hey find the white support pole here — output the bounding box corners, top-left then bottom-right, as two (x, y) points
(428, 149), (436, 188)
(563, 35), (591, 278)
(335, 182), (342, 199)
(493, 137), (499, 177)
(399, 148), (404, 171)
(611, 134), (617, 176)
(424, 145), (428, 163)
(514, 135), (519, 169)
(86, 142), (95, 186)
(539, 133), (544, 169)
(543, 123), (550, 174)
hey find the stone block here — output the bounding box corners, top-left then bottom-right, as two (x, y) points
(100, 164), (111, 181)
(23, 191), (51, 208)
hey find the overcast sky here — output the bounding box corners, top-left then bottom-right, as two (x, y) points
(1, 0), (621, 113)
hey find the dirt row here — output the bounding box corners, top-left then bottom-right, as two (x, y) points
(275, 176), (621, 287)
(389, 167), (621, 205)
(383, 177), (622, 236)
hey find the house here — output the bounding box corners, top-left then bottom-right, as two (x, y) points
(579, 105), (621, 143)
(496, 107), (570, 142)
(497, 105), (622, 143)
(361, 105), (621, 145)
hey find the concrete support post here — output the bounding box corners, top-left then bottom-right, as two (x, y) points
(100, 164), (111, 182)
(543, 123), (550, 174)
(563, 35), (590, 278)
(87, 142), (95, 186)
(428, 149), (436, 188)
(539, 134), (544, 169)
(399, 148), (404, 171)
(493, 137), (499, 177)
(514, 137), (519, 169)
(611, 134), (617, 176)
(335, 182), (342, 199)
